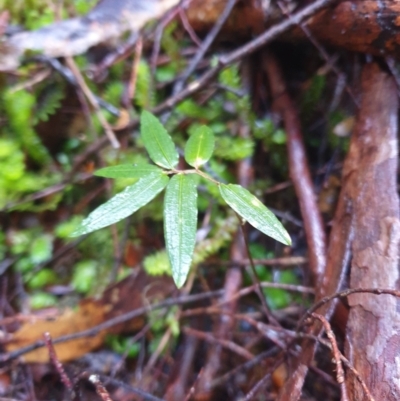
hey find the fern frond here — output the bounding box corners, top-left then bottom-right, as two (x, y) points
(34, 86), (65, 124)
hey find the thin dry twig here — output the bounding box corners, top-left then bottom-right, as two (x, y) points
(43, 332), (73, 391)
(173, 0), (237, 94)
(71, 0), (336, 173)
(210, 348), (279, 388)
(264, 51), (327, 286)
(184, 327), (254, 360)
(143, 323), (174, 375)
(0, 289), (223, 363)
(150, 5), (181, 75)
(65, 56), (120, 148)
(4, 172), (91, 211)
(301, 287), (400, 327)
(100, 375), (166, 401)
(310, 314), (349, 401)
(93, 32), (139, 78)
(323, 342), (375, 401)
(1, 280), (313, 363)
(178, 6), (201, 47)
(239, 223), (281, 326)
(276, 0), (357, 107)
(87, 374), (114, 401)
(243, 357), (284, 401)
(126, 36), (143, 104)
(217, 256), (307, 267)
(298, 332), (375, 401)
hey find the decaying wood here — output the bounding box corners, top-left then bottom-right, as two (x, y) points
(302, 0), (400, 56)
(188, 0), (400, 58)
(344, 63), (400, 400)
(185, 0), (265, 37)
(0, 0), (180, 71)
(4, 0), (400, 71)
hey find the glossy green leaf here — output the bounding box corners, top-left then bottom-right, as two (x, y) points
(140, 110), (179, 169)
(71, 172), (169, 236)
(94, 163), (163, 179)
(164, 174), (198, 288)
(219, 184), (291, 246)
(184, 125), (215, 168)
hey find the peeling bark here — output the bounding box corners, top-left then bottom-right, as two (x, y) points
(344, 63), (400, 400)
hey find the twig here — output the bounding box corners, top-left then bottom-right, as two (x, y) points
(71, 0), (336, 172)
(310, 314), (349, 401)
(125, 36), (143, 105)
(165, 333), (199, 400)
(0, 289), (224, 362)
(264, 51), (327, 285)
(210, 348), (279, 388)
(216, 256), (307, 267)
(99, 375), (167, 401)
(183, 327), (254, 360)
(173, 0), (237, 94)
(299, 332), (375, 400)
(301, 287), (400, 327)
(239, 222), (280, 326)
(88, 374), (114, 401)
(43, 332), (73, 391)
(93, 32), (139, 79)
(9, 68), (51, 93)
(150, 5), (180, 76)
(183, 368), (203, 401)
(65, 57), (120, 148)
(111, 323), (151, 377)
(243, 356), (284, 401)
(143, 322), (173, 375)
(321, 341), (375, 401)
(276, 0), (357, 107)
(1, 280), (314, 362)
(234, 277), (314, 297)
(3, 172), (91, 211)
(30, 56), (120, 116)
(178, 6), (201, 47)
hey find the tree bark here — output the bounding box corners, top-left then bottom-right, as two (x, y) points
(344, 62), (400, 400)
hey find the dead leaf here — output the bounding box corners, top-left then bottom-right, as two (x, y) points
(5, 271), (174, 362)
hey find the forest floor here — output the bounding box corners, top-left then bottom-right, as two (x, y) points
(1, 1), (400, 400)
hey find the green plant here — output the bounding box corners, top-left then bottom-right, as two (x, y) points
(71, 111), (291, 287)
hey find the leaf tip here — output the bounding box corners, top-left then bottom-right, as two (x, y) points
(173, 274), (186, 288)
(282, 231), (292, 246)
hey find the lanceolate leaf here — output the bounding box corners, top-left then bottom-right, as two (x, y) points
(164, 174), (198, 288)
(140, 110), (179, 169)
(71, 172), (169, 236)
(95, 163), (163, 179)
(184, 125), (215, 168)
(219, 184), (291, 246)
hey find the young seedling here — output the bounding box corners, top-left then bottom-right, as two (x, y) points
(71, 111), (291, 287)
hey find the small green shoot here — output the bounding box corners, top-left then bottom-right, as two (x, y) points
(71, 111), (291, 287)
